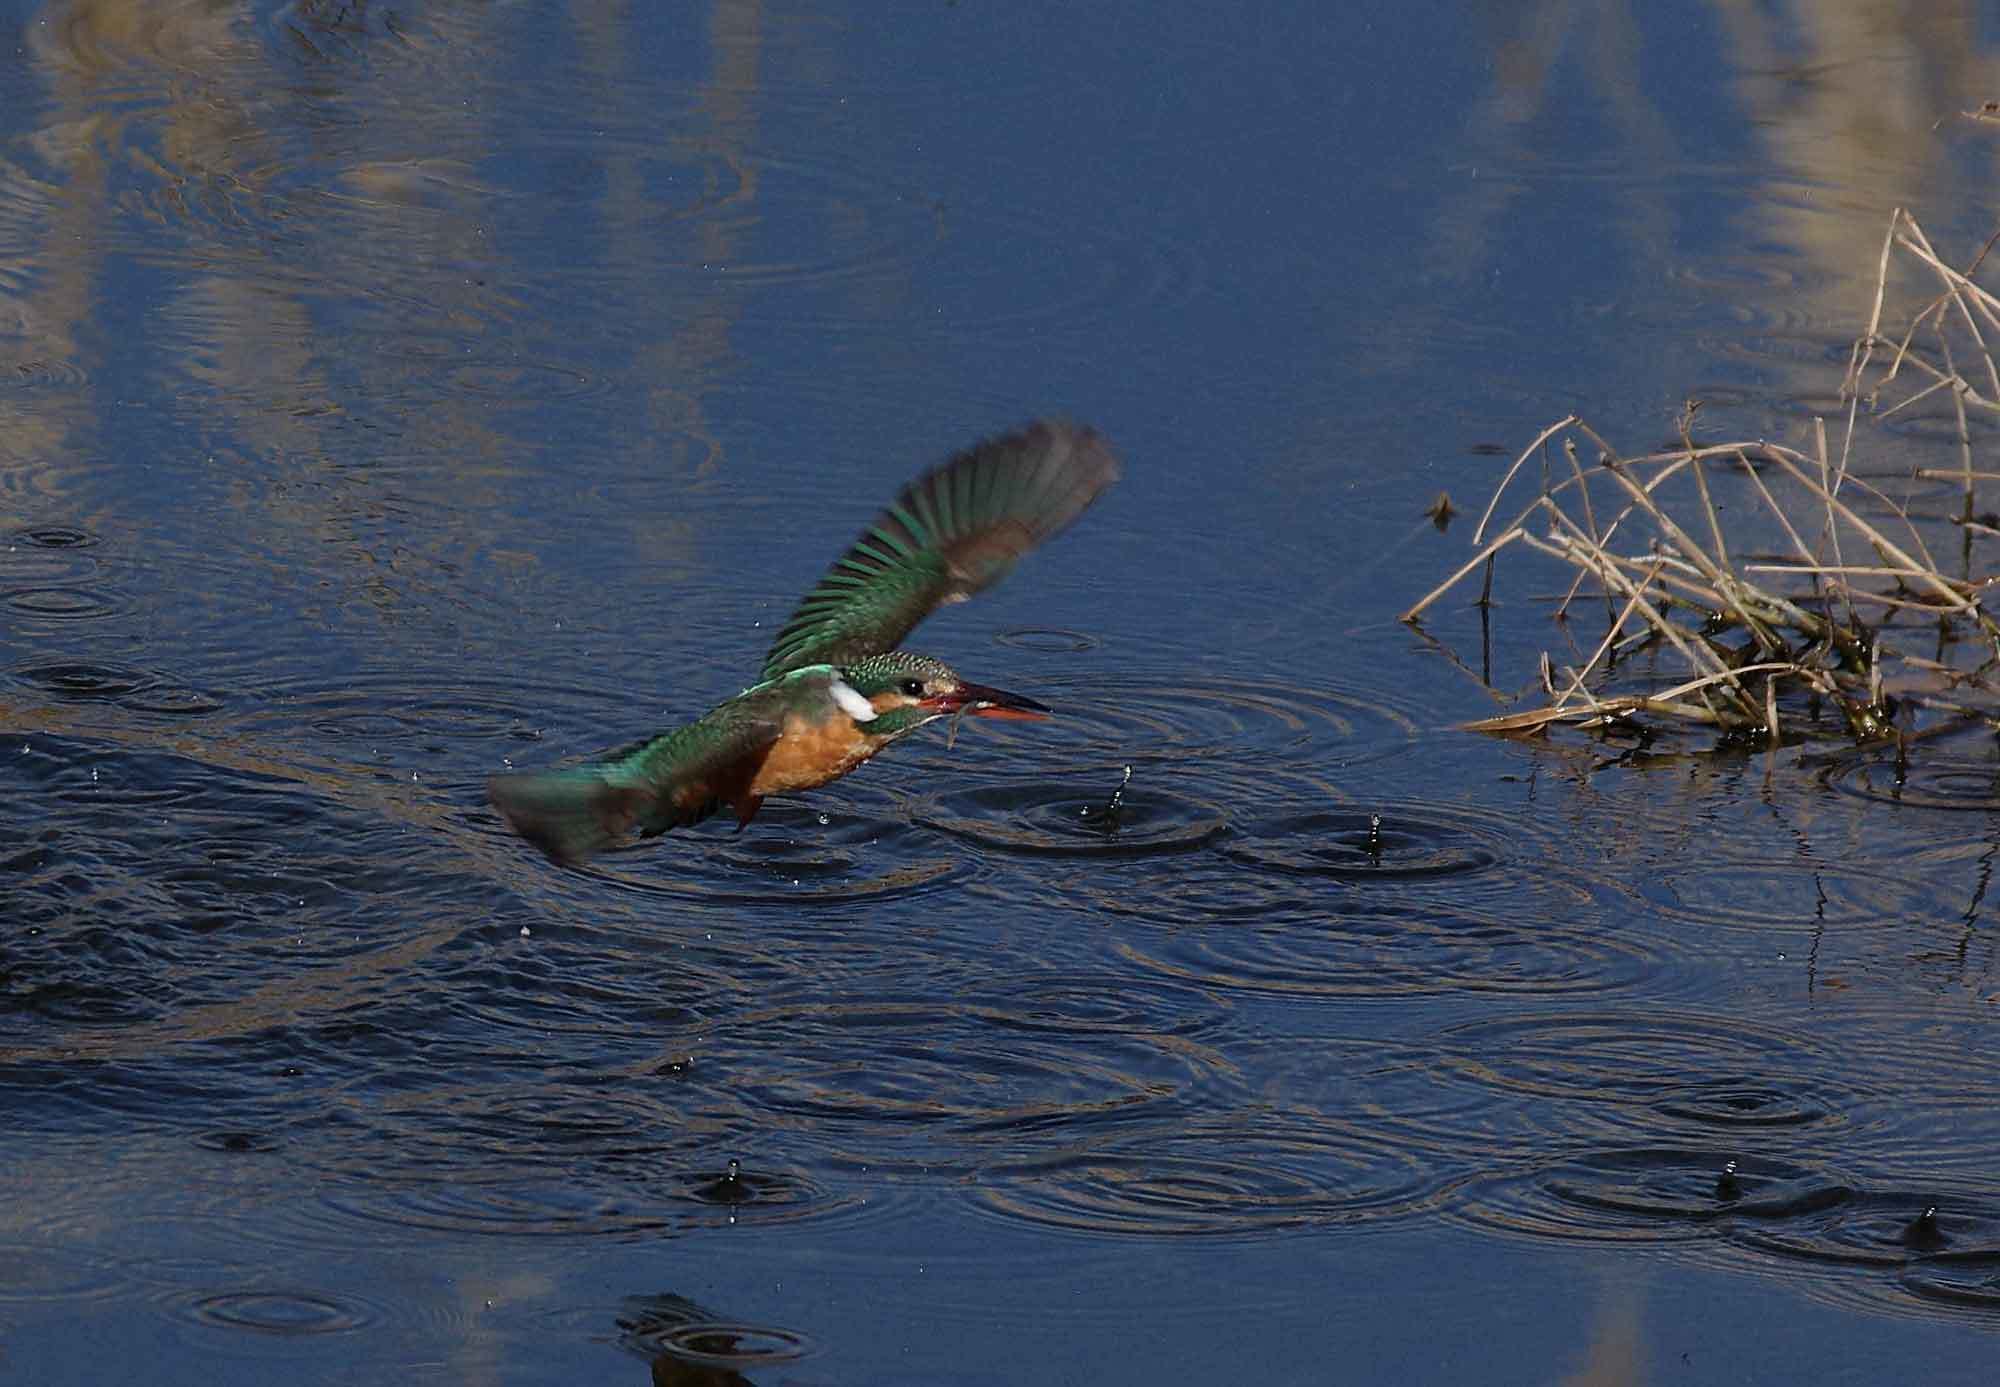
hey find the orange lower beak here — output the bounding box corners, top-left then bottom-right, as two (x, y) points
(928, 681), (1052, 721)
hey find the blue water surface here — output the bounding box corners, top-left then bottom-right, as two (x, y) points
(7, 1), (2000, 1382)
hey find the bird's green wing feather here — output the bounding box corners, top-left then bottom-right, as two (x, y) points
(760, 420), (1119, 680)
(488, 676), (814, 865)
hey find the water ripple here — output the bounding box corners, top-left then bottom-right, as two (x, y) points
(969, 1112), (1458, 1239)
(2, 584), (129, 623)
(1453, 1147), (1850, 1245)
(180, 1287), (376, 1337)
(1433, 1009), (1843, 1109)
(995, 626), (1101, 653)
(1064, 797), (1665, 1001)
(915, 780), (1228, 858)
(920, 197), (1205, 346)
(956, 972), (1232, 1041)
(1650, 1079), (1842, 1131)
(15, 660), (150, 701)
(13, 660), (223, 717)
(258, 673), (545, 747)
(440, 358), (616, 404)
(1700, 1182), (2000, 1324)
(1902, 1250), (2000, 1314)
(1737, 1187), (2000, 1269)
(312, 1162), (855, 1241)
(1220, 805), (1503, 881)
(618, 1292), (815, 1373)
(0, 1241), (132, 1305)
(1198, 1035), (1531, 1168)
(1637, 857), (1944, 936)
(971, 674), (1424, 772)
(573, 806), (975, 909)
(715, 996), (1220, 1173)
(11, 525), (99, 549)
(193, 1129), (284, 1155)
(0, 549), (98, 590)
(0, 520), (123, 628)
(1821, 749), (2000, 811)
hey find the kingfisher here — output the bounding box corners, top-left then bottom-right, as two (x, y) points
(489, 419), (1119, 866)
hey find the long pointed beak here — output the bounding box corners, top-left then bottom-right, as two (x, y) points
(929, 680), (1052, 721)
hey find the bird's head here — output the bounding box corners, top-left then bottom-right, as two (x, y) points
(833, 651), (1050, 735)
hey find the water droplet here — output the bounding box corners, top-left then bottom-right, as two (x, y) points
(519, 925), (531, 938)
(695, 1157), (751, 1206)
(816, 812), (831, 826)
(1081, 765), (1134, 831)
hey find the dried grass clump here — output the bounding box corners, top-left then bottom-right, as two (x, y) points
(1406, 208), (2000, 748)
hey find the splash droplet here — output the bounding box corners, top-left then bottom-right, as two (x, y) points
(1717, 1159), (1741, 1201)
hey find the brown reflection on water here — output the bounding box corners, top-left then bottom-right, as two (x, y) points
(1712, 3), (1997, 198)
(0, 1), (116, 510)
(1385, 0), (2000, 414)
(593, 0), (762, 492)
(0, 699), (486, 1065)
(12, 0), (784, 597)
(1558, 1280), (1646, 1387)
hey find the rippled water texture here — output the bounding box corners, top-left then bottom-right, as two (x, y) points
(8, 0), (2000, 1381)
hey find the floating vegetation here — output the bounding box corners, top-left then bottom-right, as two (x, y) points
(1406, 208), (2000, 750)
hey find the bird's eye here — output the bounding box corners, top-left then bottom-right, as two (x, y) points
(899, 678), (926, 698)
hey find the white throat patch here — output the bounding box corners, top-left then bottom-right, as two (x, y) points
(829, 677), (878, 723)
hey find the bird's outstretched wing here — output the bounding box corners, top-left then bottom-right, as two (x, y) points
(488, 681), (799, 865)
(760, 420), (1118, 680)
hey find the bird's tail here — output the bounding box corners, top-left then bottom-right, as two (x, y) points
(487, 768), (651, 867)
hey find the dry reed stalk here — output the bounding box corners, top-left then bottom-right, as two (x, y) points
(1411, 209), (2000, 750)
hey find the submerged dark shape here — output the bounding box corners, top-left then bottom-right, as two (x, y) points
(1903, 1205), (1947, 1252)
(697, 1158), (749, 1206)
(616, 1286), (809, 1383)
(489, 420), (1119, 865)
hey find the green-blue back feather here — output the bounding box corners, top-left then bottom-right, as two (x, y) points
(761, 421), (1118, 680)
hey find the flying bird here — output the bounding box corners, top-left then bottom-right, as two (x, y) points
(489, 420), (1119, 865)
